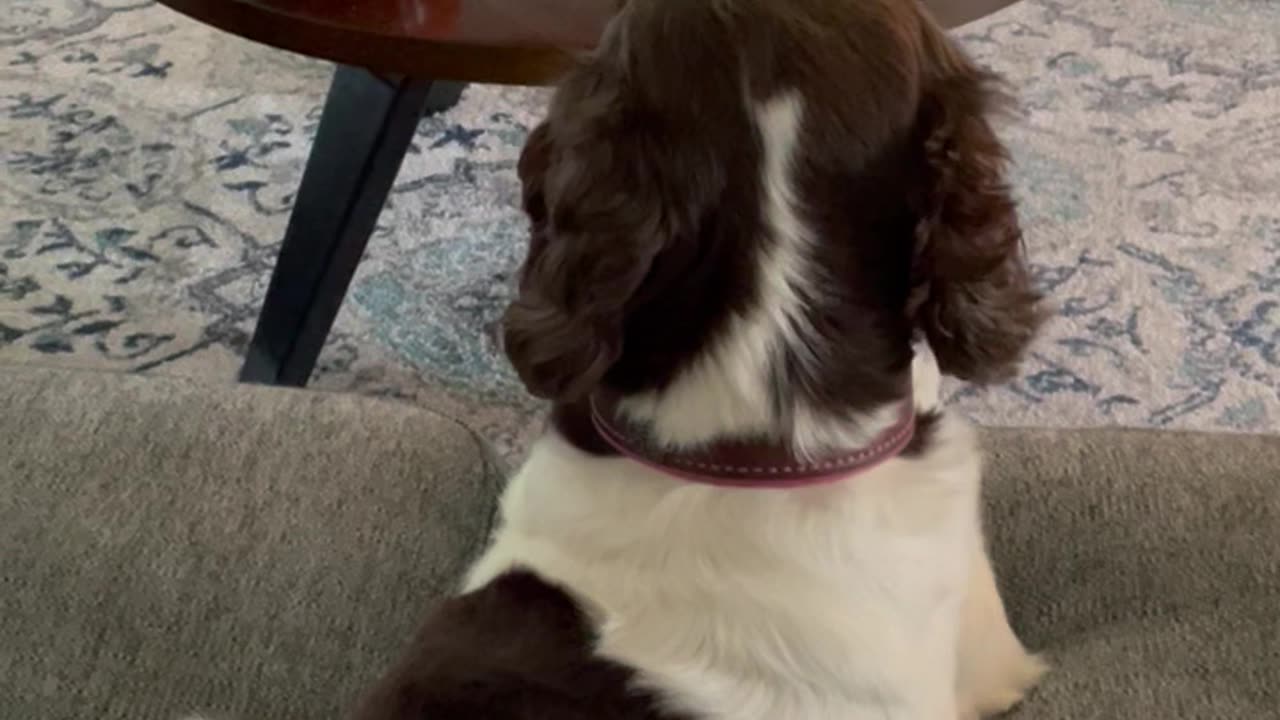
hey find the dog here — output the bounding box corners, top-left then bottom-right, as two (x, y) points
(355, 1), (1047, 718)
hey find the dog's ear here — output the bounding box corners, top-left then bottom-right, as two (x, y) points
(504, 64), (723, 401)
(504, 134), (663, 401)
(909, 34), (1045, 384)
(517, 121), (552, 226)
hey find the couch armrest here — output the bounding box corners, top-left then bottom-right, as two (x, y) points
(0, 366), (503, 720)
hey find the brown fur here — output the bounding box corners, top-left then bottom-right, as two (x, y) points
(353, 571), (688, 720)
(505, 0), (1044, 425)
(361, 1), (1045, 716)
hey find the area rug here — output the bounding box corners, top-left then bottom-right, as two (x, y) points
(2, 0), (1278, 458)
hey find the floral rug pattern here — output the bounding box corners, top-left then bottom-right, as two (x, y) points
(2, 0), (1278, 457)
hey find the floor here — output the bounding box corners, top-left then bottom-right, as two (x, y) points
(2, 0), (1278, 457)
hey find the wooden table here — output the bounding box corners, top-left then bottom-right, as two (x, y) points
(156, 0), (1022, 386)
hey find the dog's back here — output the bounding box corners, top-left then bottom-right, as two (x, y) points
(456, 360), (983, 719)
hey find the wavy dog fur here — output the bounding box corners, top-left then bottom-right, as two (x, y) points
(358, 1), (1046, 718)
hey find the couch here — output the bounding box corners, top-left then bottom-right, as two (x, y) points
(2, 365), (1277, 719)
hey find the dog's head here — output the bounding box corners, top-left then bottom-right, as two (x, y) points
(505, 0), (1043, 425)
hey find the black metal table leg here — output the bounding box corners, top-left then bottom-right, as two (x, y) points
(424, 81), (466, 115)
(239, 66), (435, 386)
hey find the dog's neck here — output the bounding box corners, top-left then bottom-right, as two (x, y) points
(552, 400), (620, 459)
(551, 346), (943, 471)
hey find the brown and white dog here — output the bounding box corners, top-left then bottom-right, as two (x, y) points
(356, 1), (1046, 718)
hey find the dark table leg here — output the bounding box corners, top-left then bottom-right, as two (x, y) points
(240, 66), (436, 386)
(424, 81), (466, 115)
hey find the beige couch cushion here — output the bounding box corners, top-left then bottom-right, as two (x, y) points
(0, 366), (502, 719)
(1, 365), (1277, 718)
(985, 427), (1280, 718)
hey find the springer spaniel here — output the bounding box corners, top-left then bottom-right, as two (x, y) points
(356, 1), (1047, 718)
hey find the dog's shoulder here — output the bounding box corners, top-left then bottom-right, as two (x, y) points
(354, 570), (693, 720)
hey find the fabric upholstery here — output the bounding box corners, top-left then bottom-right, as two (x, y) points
(1, 366), (1276, 718)
(0, 366), (502, 719)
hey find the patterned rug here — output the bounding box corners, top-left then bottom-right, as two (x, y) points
(2, 0), (1278, 459)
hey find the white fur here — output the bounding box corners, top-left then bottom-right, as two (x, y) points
(619, 95), (896, 457)
(468, 351), (1042, 720)
(912, 340), (944, 413)
(470, 91), (1041, 719)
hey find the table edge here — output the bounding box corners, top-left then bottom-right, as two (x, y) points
(156, 0), (574, 85)
(154, 0), (1024, 85)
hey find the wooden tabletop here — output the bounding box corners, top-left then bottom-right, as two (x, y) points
(157, 0), (1022, 85)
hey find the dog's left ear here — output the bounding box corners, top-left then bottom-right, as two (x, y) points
(504, 4), (734, 402)
(504, 117), (665, 403)
(504, 91), (724, 401)
(909, 32), (1046, 384)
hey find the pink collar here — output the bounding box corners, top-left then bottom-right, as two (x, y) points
(586, 395), (917, 489)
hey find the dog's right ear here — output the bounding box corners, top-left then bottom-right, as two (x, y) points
(908, 25), (1046, 383)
